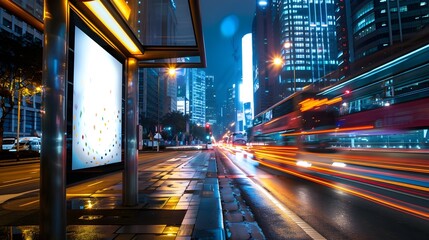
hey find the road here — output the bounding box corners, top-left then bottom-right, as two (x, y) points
(1, 149), (428, 239)
(215, 146), (429, 239)
(0, 151), (194, 221)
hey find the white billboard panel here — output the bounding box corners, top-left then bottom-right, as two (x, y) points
(72, 26), (123, 170)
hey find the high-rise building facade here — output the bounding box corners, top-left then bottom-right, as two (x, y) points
(241, 33), (254, 129)
(335, 0), (353, 81)
(278, 0), (338, 95)
(176, 68), (189, 116)
(253, 0), (281, 115)
(252, 0), (338, 115)
(188, 68), (206, 126)
(138, 68), (165, 131)
(352, 0), (429, 61)
(336, 0), (429, 80)
(205, 75), (216, 125)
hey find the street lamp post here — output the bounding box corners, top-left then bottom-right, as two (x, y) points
(16, 91), (21, 160)
(156, 68), (176, 152)
(15, 82), (42, 160)
(157, 73), (160, 152)
(283, 41), (296, 92)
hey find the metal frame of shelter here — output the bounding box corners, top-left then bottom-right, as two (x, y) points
(0, 1), (206, 239)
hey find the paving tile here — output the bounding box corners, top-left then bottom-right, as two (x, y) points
(66, 225), (120, 240)
(226, 223), (250, 240)
(248, 222), (266, 239)
(222, 201), (239, 211)
(116, 225), (165, 234)
(224, 211), (244, 223)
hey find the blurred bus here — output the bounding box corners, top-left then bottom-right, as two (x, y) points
(317, 40), (429, 150)
(248, 86), (339, 151)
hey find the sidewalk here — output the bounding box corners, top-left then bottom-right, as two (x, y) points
(1, 151), (224, 239)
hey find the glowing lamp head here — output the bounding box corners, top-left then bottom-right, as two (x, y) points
(258, 0), (268, 7)
(345, 90), (351, 94)
(273, 57), (283, 66)
(167, 67), (176, 76)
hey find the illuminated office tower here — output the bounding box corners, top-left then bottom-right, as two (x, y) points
(278, 0), (338, 96)
(205, 75), (217, 126)
(241, 33), (254, 129)
(336, 0), (429, 80)
(253, 0), (281, 115)
(188, 68), (206, 126)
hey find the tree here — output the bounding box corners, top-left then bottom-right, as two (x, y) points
(0, 31), (43, 147)
(161, 111), (188, 141)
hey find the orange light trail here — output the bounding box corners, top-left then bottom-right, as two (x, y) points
(258, 161), (429, 220)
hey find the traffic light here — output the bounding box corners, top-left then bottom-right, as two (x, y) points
(205, 123), (210, 133)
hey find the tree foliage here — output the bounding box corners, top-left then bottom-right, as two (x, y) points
(0, 31), (43, 146)
(160, 111), (188, 140)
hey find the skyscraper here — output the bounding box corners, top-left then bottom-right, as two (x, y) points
(278, 0), (338, 95)
(205, 75), (216, 126)
(253, 0), (281, 115)
(188, 68), (206, 126)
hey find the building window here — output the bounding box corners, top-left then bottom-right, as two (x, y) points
(3, 19), (12, 29)
(14, 25), (23, 35)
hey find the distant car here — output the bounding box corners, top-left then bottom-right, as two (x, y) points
(206, 142), (213, 150)
(9, 137), (42, 153)
(2, 138), (16, 150)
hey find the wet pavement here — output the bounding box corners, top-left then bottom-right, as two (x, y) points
(0, 150), (266, 239)
(1, 152), (221, 239)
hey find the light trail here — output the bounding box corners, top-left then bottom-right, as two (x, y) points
(219, 151), (327, 240)
(259, 161), (429, 220)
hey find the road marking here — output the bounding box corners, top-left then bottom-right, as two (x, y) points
(19, 199), (39, 207)
(87, 181), (104, 187)
(222, 150), (326, 240)
(253, 183), (327, 240)
(0, 178), (38, 188)
(0, 189), (39, 204)
(3, 177), (32, 183)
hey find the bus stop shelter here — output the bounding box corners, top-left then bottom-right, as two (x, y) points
(0, 0), (206, 239)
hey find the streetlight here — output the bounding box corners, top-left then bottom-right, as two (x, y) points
(156, 67), (176, 152)
(273, 55), (283, 77)
(15, 85), (42, 160)
(283, 41), (296, 92)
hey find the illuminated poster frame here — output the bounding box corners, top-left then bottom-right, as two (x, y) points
(67, 10), (125, 182)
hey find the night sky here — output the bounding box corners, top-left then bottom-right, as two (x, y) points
(200, 0), (256, 100)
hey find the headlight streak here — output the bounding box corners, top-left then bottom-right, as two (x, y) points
(218, 150), (327, 240)
(258, 160), (429, 221)
(309, 164), (429, 197)
(329, 154), (429, 174)
(234, 146), (429, 218)
(332, 162), (346, 168)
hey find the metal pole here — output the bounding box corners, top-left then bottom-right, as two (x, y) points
(157, 73), (160, 152)
(123, 58), (139, 206)
(293, 65), (296, 93)
(16, 91), (21, 160)
(292, 45), (296, 93)
(40, 0), (68, 239)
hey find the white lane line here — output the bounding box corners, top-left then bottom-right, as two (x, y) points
(223, 151), (326, 240)
(19, 199), (39, 207)
(0, 178), (38, 188)
(253, 183), (326, 240)
(87, 181), (104, 187)
(0, 189), (39, 204)
(3, 177), (32, 183)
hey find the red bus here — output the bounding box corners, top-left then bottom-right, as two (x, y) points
(249, 86), (340, 151)
(317, 42), (429, 149)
